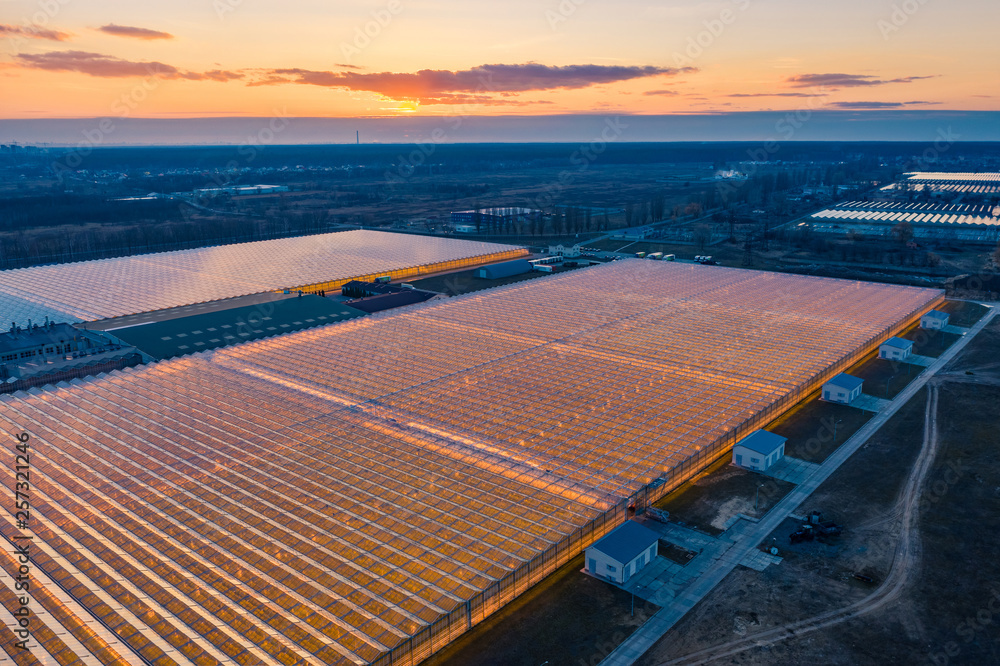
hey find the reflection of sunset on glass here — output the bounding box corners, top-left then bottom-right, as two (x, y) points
(1, 0), (996, 120)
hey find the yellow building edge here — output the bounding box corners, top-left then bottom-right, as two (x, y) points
(279, 247), (531, 294)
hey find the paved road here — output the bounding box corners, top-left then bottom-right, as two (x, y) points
(600, 305), (997, 666)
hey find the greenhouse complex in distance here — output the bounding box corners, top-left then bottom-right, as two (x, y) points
(0, 260), (944, 665)
(0, 230), (526, 324)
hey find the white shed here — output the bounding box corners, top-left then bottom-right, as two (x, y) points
(921, 310), (950, 330)
(822, 373), (864, 404)
(732, 430), (787, 472)
(879, 337), (914, 361)
(586, 521), (659, 585)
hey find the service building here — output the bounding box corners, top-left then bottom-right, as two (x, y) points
(585, 521), (659, 585)
(822, 373), (864, 404)
(879, 336), (914, 361)
(732, 430), (787, 472)
(921, 310), (950, 330)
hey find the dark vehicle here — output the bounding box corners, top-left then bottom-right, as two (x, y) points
(789, 525), (815, 543)
(791, 512), (843, 543)
(816, 521), (842, 536)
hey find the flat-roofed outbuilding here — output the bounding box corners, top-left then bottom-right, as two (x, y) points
(822, 372), (864, 404)
(880, 336), (914, 361)
(585, 521), (659, 584)
(921, 309), (950, 330)
(733, 430), (787, 472)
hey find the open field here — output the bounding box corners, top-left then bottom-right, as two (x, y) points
(937, 300), (991, 327)
(426, 553), (659, 666)
(651, 460), (797, 536)
(942, 315), (1000, 377)
(635, 314), (1000, 666)
(767, 395), (873, 464)
(903, 328), (962, 357)
(849, 356), (922, 400)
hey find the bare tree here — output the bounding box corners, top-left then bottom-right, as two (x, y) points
(891, 220), (914, 245)
(693, 224), (712, 252)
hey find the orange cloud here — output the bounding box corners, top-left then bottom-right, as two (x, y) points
(729, 92), (827, 98)
(0, 24), (70, 41)
(97, 24), (174, 40)
(249, 63), (694, 105)
(785, 73), (936, 88)
(830, 101), (941, 109)
(13, 51), (242, 81)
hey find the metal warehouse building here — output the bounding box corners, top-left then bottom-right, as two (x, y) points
(0, 260), (942, 665)
(475, 259), (534, 279)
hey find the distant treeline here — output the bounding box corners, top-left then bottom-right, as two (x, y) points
(7, 141), (999, 173)
(0, 194), (182, 230)
(0, 209), (338, 270)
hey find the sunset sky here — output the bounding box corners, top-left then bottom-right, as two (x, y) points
(1, 0), (997, 121)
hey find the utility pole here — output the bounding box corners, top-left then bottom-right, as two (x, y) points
(742, 230), (755, 267)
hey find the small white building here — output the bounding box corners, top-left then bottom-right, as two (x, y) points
(585, 521), (659, 585)
(822, 373), (864, 404)
(732, 430), (787, 472)
(921, 310), (950, 330)
(548, 243), (583, 258)
(879, 337), (914, 361)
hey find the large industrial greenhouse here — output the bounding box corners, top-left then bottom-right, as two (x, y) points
(0, 230), (525, 324)
(889, 171), (1000, 194)
(804, 201), (1000, 242)
(0, 261), (942, 665)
